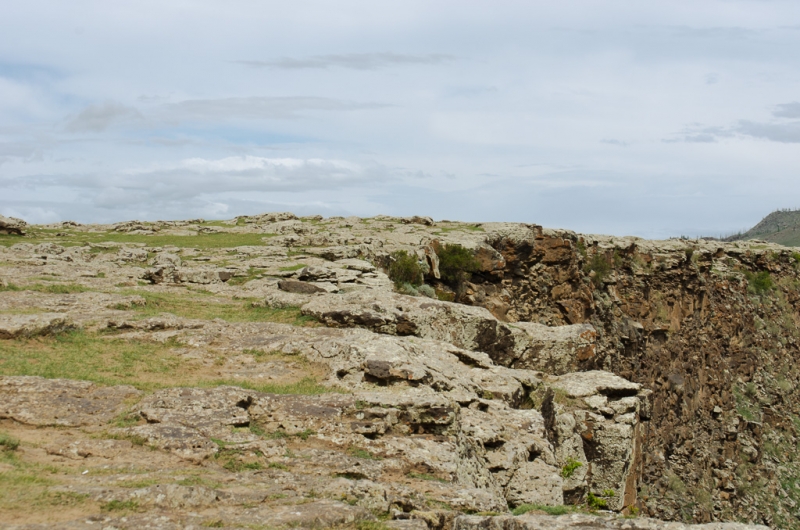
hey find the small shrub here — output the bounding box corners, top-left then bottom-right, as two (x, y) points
(587, 492), (608, 510)
(585, 254), (611, 286)
(388, 250), (423, 286)
(395, 282), (420, 296)
(417, 284), (436, 298)
(436, 244), (480, 284)
(745, 270), (773, 294)
(561, 458), (583, 478)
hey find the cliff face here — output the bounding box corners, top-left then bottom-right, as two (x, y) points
(464, 226), (800, 527)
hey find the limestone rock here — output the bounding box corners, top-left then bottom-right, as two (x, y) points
(0, 376), (140, 426)
(504, 459), (564, 507)
(0, 312), (75, 339)
(278, 279), (328, 294)
(0, 214), (27, 235)
(453, 513), (769, 529)
(506, 322), (597, 374)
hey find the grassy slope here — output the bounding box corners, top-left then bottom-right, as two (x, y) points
(728, 210), (800, 247)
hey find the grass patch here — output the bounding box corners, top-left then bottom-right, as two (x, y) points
(205, 377), (339, 396)
(407, 472), (448, 482)
(226, 267), (264, 286)
(222, 458), (263, 472)
(101, 499), (139, 512)
(561, 458), (582, 478)
(348, 447), (381, 460)
(279, 263), (306, 272)
(0, 329), (336, 394)
(119, 290), (317, 326)
(513, 504), (572, 516)
(0, 433), (20, 452)
(0, 229), (277, 250)
(0, 330), (183, 388)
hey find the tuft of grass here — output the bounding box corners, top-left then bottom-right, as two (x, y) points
(205, 377), (340, 396)
(407, 472), (447, 483)
(586, 492), (608, 510)
(0, 433), (20, 451)
(268, 462), (288, 470)
(513, 504), (571, 516)
(561, 458), (582, 478)
(348, 447), (381, 460)
(222, 459), (263, 472)
(279, 263), (306, 272)
(101, 499), (139, 512)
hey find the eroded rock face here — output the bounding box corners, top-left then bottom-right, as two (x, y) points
(0, 313), (75, 339)
(0, 214), (27, 235)
(453, 513), (769, 530)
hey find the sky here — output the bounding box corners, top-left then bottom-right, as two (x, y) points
(1, 1), (800, 238)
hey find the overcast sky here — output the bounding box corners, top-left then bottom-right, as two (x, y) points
(2, 1), (799, 237)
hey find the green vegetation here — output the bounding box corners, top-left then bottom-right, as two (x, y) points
(512, 504), (572, 516)
(118, 290), (317, 326)
(0, 229), (276, 249)
(278, 263), (306, 272)
(584, 253), (611, 286)
(222, 458), (263, 472)
(744, 270), (774, 295)
(0, 432), (20, 452)
(348, 447), (381, 460)
(387, 250), (423, 286)
(560, 458), (583, 478)
(724, 209), (800, 246)
(101, 499), (140, 512)
(0, 329), (336, 394)
(226, 267), (263, 286)
(436, 244), (480, 284)
(407, 472), (448, 482)
(0, 282), (88, 294)
(586, 492), (608, 510)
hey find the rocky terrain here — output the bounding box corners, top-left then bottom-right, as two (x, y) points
(0, 212), (791, 529)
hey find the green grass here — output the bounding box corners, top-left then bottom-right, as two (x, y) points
(209, 377), (338, 396)
(0, 330), (183, 388)
(407, 472), (447, 482)
(0, 433), (20, 452)
(0, 282), (88, 294)
(512, 504), (572, 516)
(0, 325), (341, 394)
(118, 290), (317, 326)
(348, 447), (381, 460)
(279, 263), (306, 271)
(101, 499), (139, 512)
(0, 229), (277, 249)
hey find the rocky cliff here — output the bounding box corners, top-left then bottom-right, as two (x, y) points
(0, 214), (787, 529)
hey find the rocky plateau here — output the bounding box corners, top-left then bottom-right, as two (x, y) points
(0, 212), (792, 529)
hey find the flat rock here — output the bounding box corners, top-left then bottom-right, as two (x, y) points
(0, 312), (75, 339)
(453, 513), (769, 529)
(0, 376), (141, 426)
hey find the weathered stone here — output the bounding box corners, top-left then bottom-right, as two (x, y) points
(0, 214), (27, 235)
(0, 313), (75, 339)
(278, 278), (328, 294)
(453, 513), (768, 529)
(0, 376), (140, 426)
(506, 322), (597, 374)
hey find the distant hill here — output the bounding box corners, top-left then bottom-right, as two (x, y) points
(726, 209), (800, 246)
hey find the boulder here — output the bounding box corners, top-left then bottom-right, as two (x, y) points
(505, 322), (597, 375)
(0, 214), (27, 235)
(278, 279), (328, 294)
